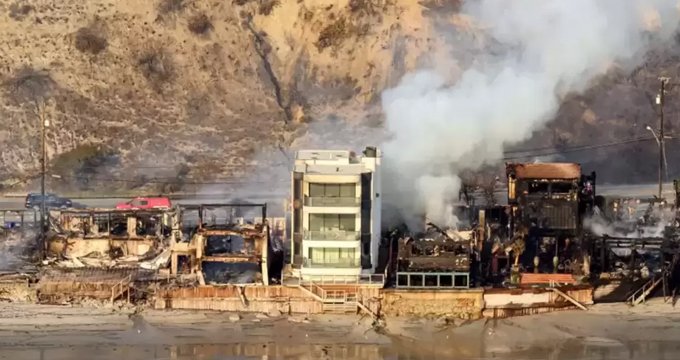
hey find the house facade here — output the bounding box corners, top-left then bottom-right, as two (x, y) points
(290, 147), (381, 280)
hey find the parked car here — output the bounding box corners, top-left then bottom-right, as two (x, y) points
(115, 196), (172, 210)
(25, 193), (73, 209)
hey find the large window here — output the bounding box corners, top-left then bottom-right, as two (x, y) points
(528, 182), (549, 194)
(309, 214), (356, 231)
(308, 247), (357, 267)
(309, 183), (356, 198)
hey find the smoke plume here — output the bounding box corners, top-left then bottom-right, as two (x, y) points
(381, 0), (680, 229)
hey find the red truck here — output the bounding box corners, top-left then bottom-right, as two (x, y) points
(115, 197), (172, 210)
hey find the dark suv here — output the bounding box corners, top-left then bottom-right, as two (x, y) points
(25, 193), (73, 209)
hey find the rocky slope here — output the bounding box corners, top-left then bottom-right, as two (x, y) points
(0, 0), (678, 193)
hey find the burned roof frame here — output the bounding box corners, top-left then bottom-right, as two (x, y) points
(506, 162), (582, 180)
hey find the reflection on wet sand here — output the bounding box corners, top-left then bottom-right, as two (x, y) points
(3, 340), (680, 360)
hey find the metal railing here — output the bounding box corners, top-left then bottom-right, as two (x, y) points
(299, 274), (385, 286)
(627, 272), (665, 305)
(303, 258), (359, 268)
(303, 230), (360, 241)
(304, 197), (360, 207)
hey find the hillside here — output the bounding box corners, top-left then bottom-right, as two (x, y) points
(0, 0), (678, 194)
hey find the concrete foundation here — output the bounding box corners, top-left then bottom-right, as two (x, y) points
(148, 285), (593, 319)
(381, 289), (484, 319)
(482, 286), (593, 318)
(154, 286), (325, 314)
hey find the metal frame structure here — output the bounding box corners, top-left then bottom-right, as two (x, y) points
(179, 203), (267, 231)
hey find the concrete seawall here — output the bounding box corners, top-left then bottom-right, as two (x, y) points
(153, 285), (592, 319)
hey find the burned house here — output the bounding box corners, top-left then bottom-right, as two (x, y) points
(505, 163), (596, 276)
(475, 205), (512, 285)
(170, 203), (279, 286)
(585, 184), (680, 302)
(395, 222), (472, 289)
(35, 208), (176, 303)
(46, 208), (175, 266)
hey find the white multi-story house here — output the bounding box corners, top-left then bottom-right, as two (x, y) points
(290, 147), (381, 281)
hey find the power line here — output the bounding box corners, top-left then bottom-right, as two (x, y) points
(502, 136), (658, 160)
(22, 136), (669, 184)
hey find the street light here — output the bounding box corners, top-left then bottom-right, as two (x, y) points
(40, 115), (49, 258)
(646, 125), (660, 144)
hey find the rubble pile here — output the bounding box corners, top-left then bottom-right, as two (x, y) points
(0, 228), (38, 272)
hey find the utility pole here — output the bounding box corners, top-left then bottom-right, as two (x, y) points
(39, 103), (48, 259)
(657, 77), (670, 199)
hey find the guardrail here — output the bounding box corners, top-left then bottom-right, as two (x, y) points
(299, 274), (385, 286)
(303, 258), (359, 268)
(304, 197), (360, 207)
(303, 230), (360, 241)
(3, 192), (287, 200)
(110, 274), (132, 303)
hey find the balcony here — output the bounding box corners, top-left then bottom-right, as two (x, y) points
(303, 230), (360, 241)
(303, 258), (359, 268)
(304, 196), (360, 207)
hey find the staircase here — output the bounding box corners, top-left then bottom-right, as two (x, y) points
(627, 273), (665, 306)
(110, 274), (133, 303)
(628, 253), (680, 306)
(299, 281), (359, 314)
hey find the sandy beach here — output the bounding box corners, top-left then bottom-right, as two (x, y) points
(1, 299), (680, 359)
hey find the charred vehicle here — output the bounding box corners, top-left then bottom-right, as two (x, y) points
(505, 163), (596, 277)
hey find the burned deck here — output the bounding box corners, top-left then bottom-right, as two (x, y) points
(36, 267), (140, 303)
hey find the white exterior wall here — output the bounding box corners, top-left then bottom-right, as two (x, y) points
(293, 148), (382, 280)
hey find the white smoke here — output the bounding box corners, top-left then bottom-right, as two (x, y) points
(585, 204), (676, 238)
(417, 175), (461, 226)
(381, 0), (680, 229)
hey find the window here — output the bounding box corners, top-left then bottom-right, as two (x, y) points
(309, 214), (356, 231)
(140, 200), (148, 206)
(308, 183), (356, 198)
(308, 247), (357, 266)
(550, 182), (573, 194)
(528, 182), (549, 194)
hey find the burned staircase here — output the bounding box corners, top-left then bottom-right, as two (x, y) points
(627, 254), (679, 306)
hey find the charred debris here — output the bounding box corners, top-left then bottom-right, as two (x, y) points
(0, 203), (286, 304)
(382, 162), (680, 301)
(3, 161), (680, 306)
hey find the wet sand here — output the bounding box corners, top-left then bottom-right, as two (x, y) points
(2, 300), (680, 359)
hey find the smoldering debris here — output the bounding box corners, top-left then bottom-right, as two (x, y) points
(584, 202), (676, 238)
(202, 262), (261, 284)
(0, 228), (38, 272)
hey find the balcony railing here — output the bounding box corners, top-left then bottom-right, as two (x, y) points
(303, 258), (359, 268)
(303, 230), (360, 241)
(304, 197), (360, 207)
